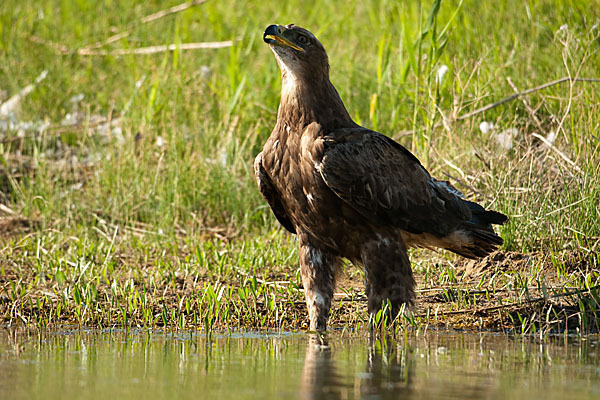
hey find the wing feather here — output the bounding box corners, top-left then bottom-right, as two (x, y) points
(254, 152), (296, 234)
(319, 128), (471, 237)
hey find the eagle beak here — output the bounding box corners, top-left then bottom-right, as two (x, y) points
(263, 24), (304, 52)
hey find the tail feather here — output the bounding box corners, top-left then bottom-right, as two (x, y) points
(447, 202), (508, 259)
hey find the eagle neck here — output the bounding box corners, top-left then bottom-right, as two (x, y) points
(277, 72), (355, 135)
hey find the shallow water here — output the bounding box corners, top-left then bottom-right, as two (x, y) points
(1, 329), (599, 399)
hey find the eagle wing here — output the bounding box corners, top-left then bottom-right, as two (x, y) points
(254, 152), (296, 234)
(319, 127), (472, 237)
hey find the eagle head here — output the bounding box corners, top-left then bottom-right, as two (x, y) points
(263, 24), (329, 81)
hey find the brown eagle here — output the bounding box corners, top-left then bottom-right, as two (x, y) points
(255, 24), (507, 331)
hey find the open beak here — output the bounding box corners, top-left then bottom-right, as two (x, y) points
(263, 24), (304, 51)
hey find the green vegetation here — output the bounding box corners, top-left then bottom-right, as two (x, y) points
(1, 0), (599, 335)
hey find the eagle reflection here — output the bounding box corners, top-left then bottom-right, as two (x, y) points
(300, 334), (414, 399)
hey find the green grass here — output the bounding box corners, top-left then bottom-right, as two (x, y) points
(1, 0), (599, 334)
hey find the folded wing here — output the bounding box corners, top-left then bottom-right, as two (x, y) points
(319, 127), (473, 238)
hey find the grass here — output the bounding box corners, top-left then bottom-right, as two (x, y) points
(1, 0), (599, 335)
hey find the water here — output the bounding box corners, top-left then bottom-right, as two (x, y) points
(1, 329), (599, 399)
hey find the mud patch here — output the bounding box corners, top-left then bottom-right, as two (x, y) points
(416, 250), (600, 334)
(458, 251), (533, 278)
(456, 249), (599, 279)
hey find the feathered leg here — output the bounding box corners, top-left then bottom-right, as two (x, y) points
(299, 233), (339, 331)
(360, 237), (415, 318)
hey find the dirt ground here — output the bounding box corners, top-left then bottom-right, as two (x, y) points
(330, 249), (600, 333)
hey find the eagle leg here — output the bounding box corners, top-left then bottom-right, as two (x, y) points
(299, 234), (340, 331)
(360, 237), (415, 319)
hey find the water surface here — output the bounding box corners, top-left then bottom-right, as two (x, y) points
(1, 329), (599, 399)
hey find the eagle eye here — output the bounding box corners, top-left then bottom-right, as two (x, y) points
(297, 34), (309, 45)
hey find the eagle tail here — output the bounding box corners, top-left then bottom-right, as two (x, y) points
(447, 201), (508, 259)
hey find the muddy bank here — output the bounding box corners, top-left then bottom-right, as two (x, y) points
(2, 238), (598, 334)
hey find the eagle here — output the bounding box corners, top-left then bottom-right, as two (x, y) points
(255, 24), (507, 331)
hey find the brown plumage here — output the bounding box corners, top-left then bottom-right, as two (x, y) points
(256, 24), (507, 331)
